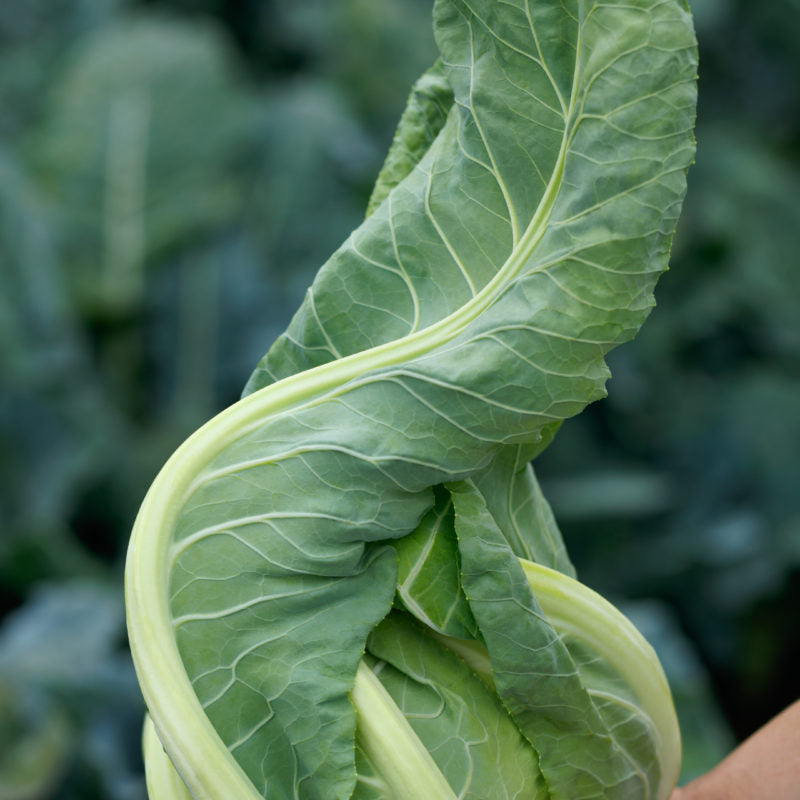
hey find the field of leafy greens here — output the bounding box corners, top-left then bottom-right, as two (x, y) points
(127, 0), (697, 797)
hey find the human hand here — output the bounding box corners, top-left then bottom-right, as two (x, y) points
(670, 700), (800, 800)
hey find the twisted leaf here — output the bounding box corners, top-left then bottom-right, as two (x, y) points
(127, 1), (697, 797)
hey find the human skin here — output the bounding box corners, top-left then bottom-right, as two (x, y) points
(670, 700), (800, 800)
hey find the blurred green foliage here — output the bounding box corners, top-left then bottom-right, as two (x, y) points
(0, 0), (797, 796)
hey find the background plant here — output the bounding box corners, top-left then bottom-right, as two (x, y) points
(0, 0), (798, 798)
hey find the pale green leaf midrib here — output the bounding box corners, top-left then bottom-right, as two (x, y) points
(171, 96), (577, 511)
(164, 4), (588, 514)
(353, 662), (458, 800)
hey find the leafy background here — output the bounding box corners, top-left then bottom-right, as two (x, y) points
(0, 0), (797, 797)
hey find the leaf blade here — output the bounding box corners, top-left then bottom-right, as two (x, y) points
(127, 1), (697, 797)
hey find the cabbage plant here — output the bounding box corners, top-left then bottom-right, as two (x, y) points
(126, 0), (698, 797)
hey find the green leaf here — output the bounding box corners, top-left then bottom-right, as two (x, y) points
(393, 485), (478, 639)
(451, 479), (679, 800)
(471, 436), (574, 574)
(126, 0), (696, 797)
(33, 17), (255, 310)
(365, 60), (454, 218)
(364, 613), (547, 800)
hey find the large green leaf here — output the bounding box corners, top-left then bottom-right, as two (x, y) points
(126, 0), (696, 798)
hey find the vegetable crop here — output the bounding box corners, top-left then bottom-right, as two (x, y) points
(126, 0), (698, 798)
